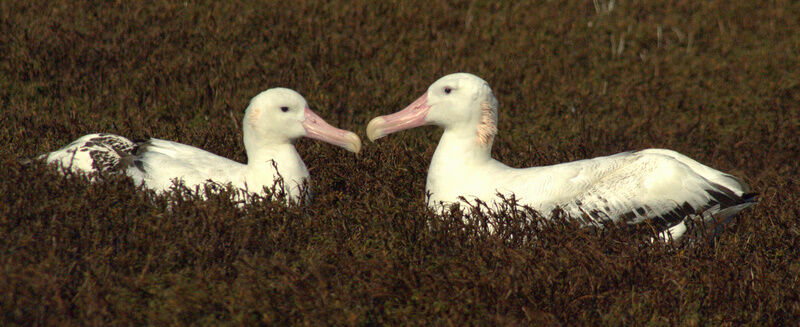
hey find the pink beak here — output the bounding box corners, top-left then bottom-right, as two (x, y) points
(302, 107), (361, 153)
(366, 93), (431, 141)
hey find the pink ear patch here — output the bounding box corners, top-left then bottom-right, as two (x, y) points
(247, 108), (261, 126)
(477, 101), (497, 147)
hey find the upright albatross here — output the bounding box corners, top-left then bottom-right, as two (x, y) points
(42, 88), (361, 202)
(366, 73), (755, 239)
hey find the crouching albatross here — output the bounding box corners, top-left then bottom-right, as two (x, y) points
(41, 88), (361, 202)
(366, 73), (755, 240)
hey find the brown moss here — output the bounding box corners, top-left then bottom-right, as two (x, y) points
(1, 0), (799, 325)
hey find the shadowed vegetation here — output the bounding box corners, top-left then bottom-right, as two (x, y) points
(2, 0), (799, 325)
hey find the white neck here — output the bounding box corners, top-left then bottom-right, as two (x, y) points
(243, 124), (294, 159)
(430, 126), (492, 167)
(427, 126), (494, 202)
(425, 125), (516, 208)
(246, 142), (302, 167)
(242, 126), (309, 196)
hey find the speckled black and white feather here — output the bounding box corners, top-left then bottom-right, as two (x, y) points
(43, 133), (138, 174)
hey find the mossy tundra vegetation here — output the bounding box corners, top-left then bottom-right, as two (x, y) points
(2, 1), (798, 325)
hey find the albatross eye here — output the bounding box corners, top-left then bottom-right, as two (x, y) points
(444, 87), (452, 94)
(280, 106), (289, 112)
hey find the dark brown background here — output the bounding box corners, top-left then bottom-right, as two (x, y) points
(2, 1), (798, 325)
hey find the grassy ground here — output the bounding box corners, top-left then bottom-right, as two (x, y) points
(2, 0), (799, 325)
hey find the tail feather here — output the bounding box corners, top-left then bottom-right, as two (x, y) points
(701, 191), (757, 238)
(657, 186), (757, 242)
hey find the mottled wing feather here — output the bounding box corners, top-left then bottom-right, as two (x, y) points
(45, 133), (136, 174)
(557, 150), (755, 234)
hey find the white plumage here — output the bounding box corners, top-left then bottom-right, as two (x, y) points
(367, 73), (755, 239)
(40, 88), (361, 202)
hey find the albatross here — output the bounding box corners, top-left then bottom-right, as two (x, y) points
(41, 88), (361, 202)
(366, 73), (755, 239)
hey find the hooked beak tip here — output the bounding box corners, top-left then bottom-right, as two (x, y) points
(366, 117), (386, 142)
(346, 132), (362, 153)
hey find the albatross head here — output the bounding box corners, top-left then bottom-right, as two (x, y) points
(366, 73), (498, 147)
(244, 88), (361, 153)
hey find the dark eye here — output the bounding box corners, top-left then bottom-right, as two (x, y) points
(444, 87), (452, 94)
(280, 106), (289, 112)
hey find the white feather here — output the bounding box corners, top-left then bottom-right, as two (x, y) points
(38, 88), (360, 203)
(371, 73), (755, 239)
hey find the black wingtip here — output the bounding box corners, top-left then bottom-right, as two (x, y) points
(742, 192), (758, 203)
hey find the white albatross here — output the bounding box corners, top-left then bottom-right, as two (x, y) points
(366, 73), (756, 239)
(40, 88), (361, 202)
